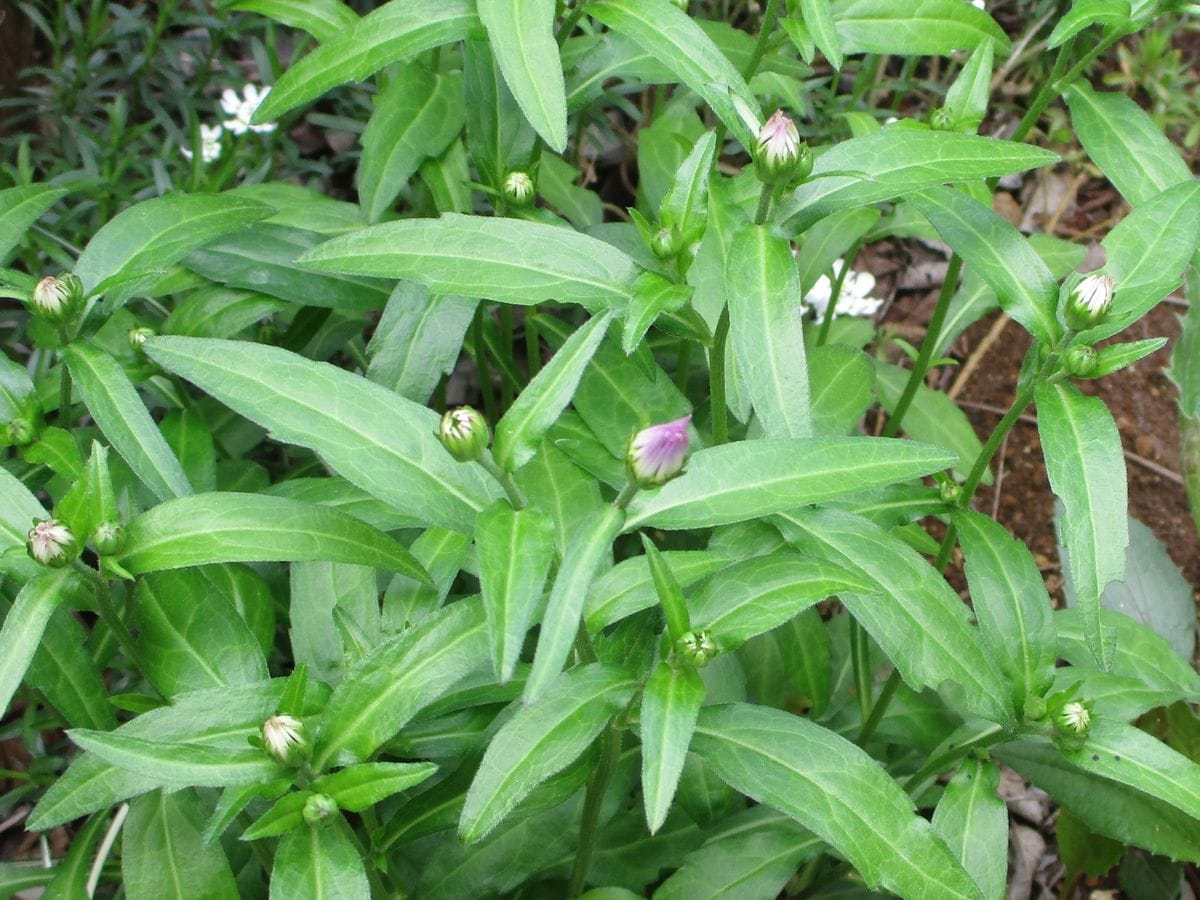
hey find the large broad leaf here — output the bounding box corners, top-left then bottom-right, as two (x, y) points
(73, 193), (274, 296)
(831, 0), (1009, 56)
(459, 663), (638, 842)
(692, 704), (982, 899)
(145, 336), (499, 532)
(0, 184), (67, 262)
(588, 0), (758, 151)
(65, 343), (193, 501)
(117, 492), (430, 581)
(254, 0), (480, 122)
(726, 225), (812, 439)
(776, 508), (1014, 727)
(0, 570), (86, 720)
(224, 0), (358, 42)
(1037, 382), (1127, 670)
(908, 186), (1059, 343)
(932, 759), (1007, 900)
(478, 0), (567, 152)
(298, 215), (638, 310)
(777, 132), (1058, 230)
(641, 662), (706, 834)
(123, 790), (239, 900)
(268, 818), (369, 900)
(624, 437), (955, 531)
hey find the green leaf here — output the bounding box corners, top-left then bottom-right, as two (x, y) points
(460, 663), (638, 842)
(622, 273), (694, 354)
(776, 508), (1015, 726)
(585, 550), (730, 631)
(908, 186), (1059, 343)
(224, 0), (356, 40)
(660, 130), (717, 246)
(0, 570), (85, 721)
(145, 336), (500, 532)
(298, 214), (638, 310)
(254, 0), (479, 122)
(161, 407), (217, 493)
(726, 225), (813, 439)
(1037, 382), (1127, 670)
(589, 0), (758, 150)
(692, 703), (982, 899)
(1048, 0), (1132, 48)
(123, 790), (238, 900)
(65, 342), (192, 501)
(41, 807), (112, 899)
(624, 437), (956, 531)
(809, 344), (875, 436)
(955, 510), (1056, 710)
(1066, 83), (1192, 206)
(494, 311), (616, 470)
(117, 492), (431, 581)
(269, 818), (369, 900)
(313, 761), (438, 811)
(942, 39), (993, 131)
(477, 501), (557, 682)
(0, 184), (67, 263)
(479, 0), (567, 152)
(164, 287), (287, 339)
(932, 759), (1007, 900)
(641, 534), (690, 640)
(641, 662), (705, 834)
(526, 504), (625, 703)
(831, 0), (1009, 56)
(291, 561), (378, 685)
(74, 193), (274, 297)
(800, 0), (843, 69)
(464, 38), (538, 189)
(313, 598), (489, 769)
(68, 730), (287, 787)
(26, 605), (115, 730)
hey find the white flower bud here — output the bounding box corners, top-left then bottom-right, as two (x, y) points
(27, 518), (76, 567)
(502, 170), (536, 207)
(1056, 701), (1091, 736)
(30, 274), (83, 324)
(261, 714), (306, 764)
(1064, 274), (1114, 331)
(438, 406), (490, 462)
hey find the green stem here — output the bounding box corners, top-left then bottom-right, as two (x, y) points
(709, 306), (731, 445)
(479, 456), (527, 510)
(473, 308), (497, 424)
(741, 0), (780, 81)
(526, 309), (542, 380)
(613, 482), (640, 510)
(881, 254), (963, 438)
(499, 306), (515, 410)
(850, 619), (872, 725)
(816, 242), (862, 347)
(675, 339), (691, 393)
(568, 722), (622, 897)
(1008, 35), (1117, 146)
(753, 183), (774, 226)
(58, 362), (73, 426)
(857, 668), (901, 746)
(556, 0), (589, 46)
(86, 572), (151, 683)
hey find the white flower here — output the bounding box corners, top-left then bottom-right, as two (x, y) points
(803, 259), (884, 319)
(28, 519), (75, 567)
(1057, 701), (1091, 735)
(261, 714), (305, 763)
(180, 123), (223, 163)
(220, 84), (276, 136)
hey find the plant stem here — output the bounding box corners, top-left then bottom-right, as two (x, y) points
(526, 309), (542, 379)
(857, 668), (901, 746)
(500, 306), (515, 410)
(753, 183), (774, 226)
(709, 306), (731, 445)
(850, 619), (872, 725)
(567, 722), (622, 897)
(556, 0), (589, 45)
(741, 0), (781, 81)
(816, 242), (862, 347)
(473, 307), (497, 424)
(87, 572), (150, 681)
(675, 339), (691, 393)
(479, 456), (527, 510)
(881, 254), (963, 437)
(1008, 35), (1117, 146)
(614, 482), (640, 510)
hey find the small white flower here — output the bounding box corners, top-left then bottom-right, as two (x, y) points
(28, 519), (74, 567)
(180, 123), (223, 164)
(803, 259), (884, 319)
(261, 714), (305, 763)
(221, 84), (276, 136)
(1057, 701), (1091, 735)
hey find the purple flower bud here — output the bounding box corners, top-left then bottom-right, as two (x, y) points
(627, 415), (691, 487)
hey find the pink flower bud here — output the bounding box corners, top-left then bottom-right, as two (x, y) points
(27, 518), (75, 567)
(627, 415), (691, 487)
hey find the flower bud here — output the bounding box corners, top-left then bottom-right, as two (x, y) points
(29, 274), (83, 325)
(261, 714), (307, 765)
(674, 630), (717, 667)
(1022, 695), (1047, 721)
(627, 414), (691, 488)
(929, 107), (954, 130)
(302, 793), (338, 826)
(128, 327), (155, 353)
(27, 518), (76, 567)
(650, 226), (681, 261)
(1064, 274), (1114, 331)
(5, 417), (35, 447)
(502, 170), (536, 207)
(1055, 700), (1092, 737)
(438, 406), (490, 462)
(1064, 344), (1098, 378)
(939, 480), (961, 504)
(754, 110), (803, 186)
(92, 521), (125, 556)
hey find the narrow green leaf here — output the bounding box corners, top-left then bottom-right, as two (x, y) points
(0, 184), (67, 262)
(801, 0), (843, 68)
(41, 807), (112, 899)
(831, 0), (1009, 56)
(26, 606), (115, 730)
(622, 273), (694, 354)
(1047, 0), (1131, 48)
(942, 39), (993, 131)
(123, 791), (238, 900)
(367, 284), (477, 404)
(660, 130), (717, 246)
(117, 492), (431, 581)
(932, 759), (1007, 900)
(65, 342), (192, 501)
(460, 663), (638, 842)
(145, 336), (500, 532)
(269, 818), (369, 900)
(641, 534), (690, 640)
(0, 570), (84, 720)
(68, 731), (287, 787)
(464, 38), (538, 189)
(692, 703), (982, 899)
(585, 549), (730, 631)
(313, 761), (438, 811)
(224, 0), (358, 41)
(642, 662), (705, 834)
(1037, 382), (1127, 670)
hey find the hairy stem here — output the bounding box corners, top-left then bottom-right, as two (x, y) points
(568, 723), (622, 896)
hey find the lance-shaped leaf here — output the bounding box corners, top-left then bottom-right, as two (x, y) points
(776, 507), (1014, 727)
(460, 664), (638, 842)
(1037, 382), (1127, 670)
(145, 336), (499, 532)
(956, 510), (1056, 710)
(624, 437), (956, 531)
(117, 493), (431, 583)
(726, 225), (813, 439)
(269, 817), (369, 900)
(494, 311), (615, 471)
(123, 790), (239, 899)
(67, 731), (287, 787)
(0, 184), (67, 262)
(622, 273), (694, 354)
(832, 0), (1009, 56)
(298, 214), (638, 309)
(478, 0), (567, 152)
(800, 0), (843, 69)
(476, 501), (556, 682)
(66, 343), (192, 501)
(932, 759), (1007, 900)
(641, 662), (705, 834)
(0, 570), (87, 720)
(253, 0), (479, 122)
(585, 549), (730, 631)
(224, 0), (359, 42)
(691, 703), (982, 899)
(661, 130), (717, 247)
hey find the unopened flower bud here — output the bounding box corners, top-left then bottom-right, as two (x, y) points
(939, 480), (961, 504)
(1023, 695), (1047, 722)
(30, 274), (83, 325)
(650, 226), (681, 261)
(627, 414), (691, 488)
(1064, 274), (1114, 331)
(302, 793), (338, 826)
(1064, 344), (1098, 378)
(438, 406), (490, 462)
(27, 518), (76, 567)
(674, 630), (717, 667)
(1055, 700), (1092, 736)
(6, 417), (35, 447)
(261, 714), (307, 765)
(92, 521), (125, 556)
(929, 107), (954, 131)
(128, 327), (155, 353)
(502, 170), (535, 207)
(754, 110), (803, 186)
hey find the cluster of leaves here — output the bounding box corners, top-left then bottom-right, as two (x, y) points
(2, 0), (1200, 897)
